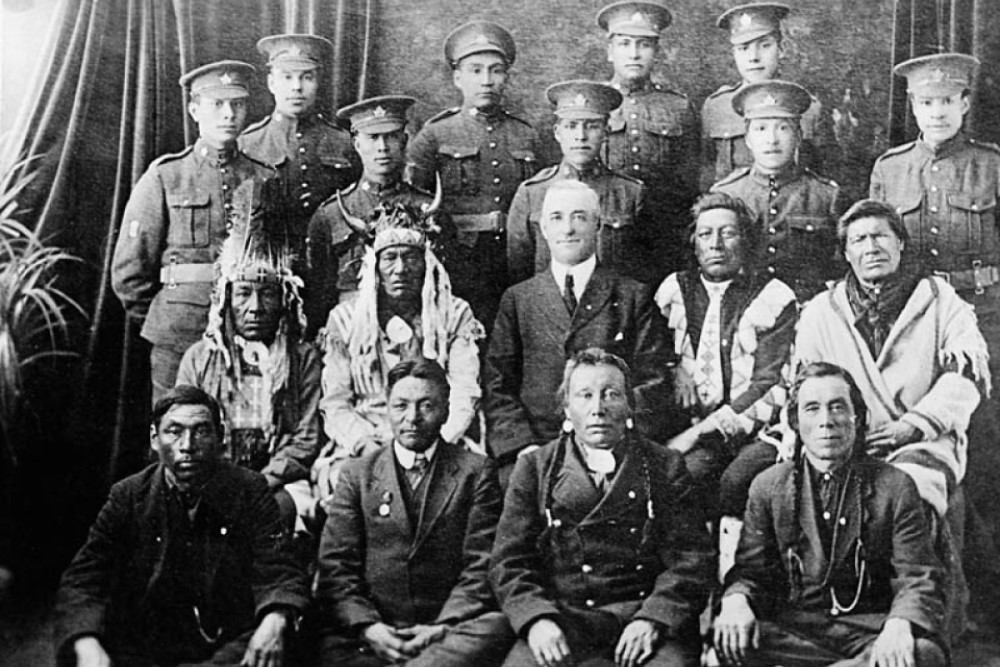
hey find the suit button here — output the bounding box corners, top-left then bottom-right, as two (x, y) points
(489, 142), (497, 149)
(805, 224), (814, 232)
(768, 246), (776, 254)
(769, 208), (778, 215)
(582, 564), (593, 573)
(631, 146), (639, 153)
(631, 130), (639, 136)
(630, 527), (638, 535)
(638, 591), (646, 598)
(494, 196), (502, 203)
(493, 177), (501, 184)
(300, 164), (308, 171)
(586, 599), (595, 607)
(930, 206), (938, 213)
(721, 339), (728, 347)
(930, 248), (939, 256)
(298, 146), (306, 154)
(632, 165), (640, 171)
(491, 160), (499, 166)
(767, 266), (776, 274)
(768, 226), (776, 234)
(628, 490), (637, 499)
(630, 113), (637, 119)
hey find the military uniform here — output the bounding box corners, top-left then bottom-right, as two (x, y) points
(307, 177), (434, 324)
(406, 20), (543, 330)
(111, 62), (276, 402)
(507, 161), (652, 284)
(239, 110), (359, 234)
(407, 106), (540, 329)
(712, 164), (840, 301)
(702, 84), (828, 185)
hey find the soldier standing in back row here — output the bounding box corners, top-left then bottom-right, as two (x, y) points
(711, 80), (842, 302)
(701, 3), (833, 188)
(407, 20), (542, 331)
(240, 34), (361, 254)
(507, 81), (656, 285)
(597, 1), (700, 278)
(112, 61), (277, 403)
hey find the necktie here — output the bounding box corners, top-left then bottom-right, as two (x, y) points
(695, 284), (725, 409)
(406, 453), (429, 489)
(563, 272), (578, 315)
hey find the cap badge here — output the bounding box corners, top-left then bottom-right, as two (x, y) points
(631, 11), (646, 24)
(762, 94), (779, 107)
(573, 93), (589, 107)
(372, 106), (387, 118)
(739, 12), (755, 28)
(286, 45), (303, 57)
(472, 34), (490, 45)
(930, 67), (947, 82)
(219, 72), (234, 86)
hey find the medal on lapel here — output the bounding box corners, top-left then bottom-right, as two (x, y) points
(378, 490), (392, 517)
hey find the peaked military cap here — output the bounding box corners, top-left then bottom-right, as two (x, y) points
(732, 79), (811, 119)
(257, 34), (333, 71)
(337, 95), (416, 134)
(547, 80), (623, 120)
(717, 3), (789, 45)
(894, 53), (979, 96)
(596, 1), (672, 37)
(444, 20), (516, 65)
(180, 60), (255, 99)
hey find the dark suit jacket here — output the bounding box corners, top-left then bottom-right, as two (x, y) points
(490, 435), (713, 637)
(316, 441), (503, 630)
(54, 462), (309, 665)
(724, 458), (944, 638)
(484, 266), (672, 461)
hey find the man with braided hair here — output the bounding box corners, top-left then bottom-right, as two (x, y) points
(713, 362), (946, 667)
(176, 189), (321, 532)
(313, 202), (484, 503)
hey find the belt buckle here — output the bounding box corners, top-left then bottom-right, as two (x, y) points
(167, 257), (178, 289)
(491, 211), (506, 234)
(973, 259), (985, 295)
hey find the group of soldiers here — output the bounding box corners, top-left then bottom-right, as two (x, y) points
(51, 1), (1000, 666)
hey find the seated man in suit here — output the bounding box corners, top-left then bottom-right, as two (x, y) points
(177, 194), (321, 533)
(54, 386), (309, 667)
(655, 192), (795, 520)
(713, 362), (946, 667)
(313, 202), (484, 501)
(490, 348), (713, 667)
(486, 180), (671, 480)
(317, 358), (513, 666)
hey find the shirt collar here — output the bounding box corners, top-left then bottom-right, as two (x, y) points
(699, 274), (733, 297)
(551, 255), (597, 294)
(750, 162), (803, 188)
(194, 138), (238, 167)
(394, 441), (438, 469)
(917, 131), (968, 160)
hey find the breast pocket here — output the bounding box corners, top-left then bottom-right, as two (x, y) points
(786, 215), (834, 264)
(509, 149), (538, 182)
(948, 192), (997, 246)
(318, 152), (356, 190)
(598, 216), (638, 275)
(641, 115), (684, 164)
(166, 191), (211, 247)
(438, 144), (480, 195)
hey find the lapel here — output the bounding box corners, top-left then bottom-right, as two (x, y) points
(533, 273), (573, 341)
(573, 266), (615, 331)
(797, 464), (831, 579)
(551, 439), (604, 525)
(141, 468), (171, 603)
(580, 441), (642, 527)
(411, 442), (461, 556)
(373, 447), (414, 540)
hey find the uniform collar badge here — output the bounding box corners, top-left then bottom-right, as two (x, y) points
(219, 72), (234, 86)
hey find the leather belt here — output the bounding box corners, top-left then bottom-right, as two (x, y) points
(451, 211), (506, 233)
(933, 260), (1000, 295)
(160, 262), (215, 288)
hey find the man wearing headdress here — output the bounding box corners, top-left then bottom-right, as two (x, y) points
(176, 193), (321, 532)
(308, 95), (439, 331)
(112, 61), (277, 403)
(713, 362), (946, 667)
(312, 203), (484, 501)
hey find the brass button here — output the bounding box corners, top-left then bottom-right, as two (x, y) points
(586, 599), (595, 608)
(930, 248), (939, 256)
(582, 564), (593, 573)
(930, 206), (938, 213)
(930, 227), (939, 234)
(489, 142), (497, 148)
(768, 226), (776, 234)
(805, 224), (814, 231)
(636, 564), (644, 571)
(769, 208), (778, 215)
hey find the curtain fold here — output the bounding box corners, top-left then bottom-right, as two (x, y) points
(0, 0), (374, 486)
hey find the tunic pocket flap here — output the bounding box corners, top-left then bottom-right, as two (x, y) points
(318, 154), (353, 169)
(891, 194), (923, 216)
(166, 191), (210, 208)
(163, 282), (212, 306)
(948, 193), (996, 213)
(602, 216), (634, 229)
(438, 144), (479, 159)
(786, 215), (827, 232)
(642, 119), (683, 137)
(510, 150), (537, 163)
